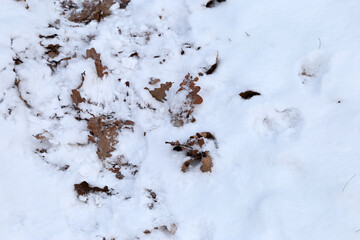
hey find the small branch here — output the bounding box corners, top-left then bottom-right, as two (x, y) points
(342, 174), (357, 192)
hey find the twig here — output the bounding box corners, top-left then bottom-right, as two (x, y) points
(342, 174), (357, 192)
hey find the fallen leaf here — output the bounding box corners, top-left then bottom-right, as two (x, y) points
(200, 152), (213, 172)
(69, 0), (115, 24)
(85, 48), (108, 78)
(205, 54), (218, 75)
(74, 181), (111, 196)
(88, 116), (134, 160)
(166, 132), (216, 172)
(239, 90), (261, 99)
(147, 82), (172, 102)
(149, 77), (160, 85)
(71, 89), (85, 109)
(170, 74), (203, 127)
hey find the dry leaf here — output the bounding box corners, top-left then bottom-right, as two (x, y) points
(200, 152), (213, 172)
(88, 116), (134, 160)
(45, 44), (61, 58)
(69, 0), (115, 24)
(15, 78), (31, 108)
(206, 0), (226, 8)
(71, 89), (85, 109)
(205, 54), (218, 75)
(85, 48), (108, 78)
(239, 90), (261, 99)
(149, 77), (160, 85)
(166, 132), (215, 172)
(74, 181), (111, 196)
(147, 82), (172, 102)
(170, 74), (203, 127)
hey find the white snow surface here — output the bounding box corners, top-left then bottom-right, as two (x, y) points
(1, 0), (360, 239)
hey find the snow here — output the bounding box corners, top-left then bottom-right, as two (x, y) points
(1, 0), (360, 239)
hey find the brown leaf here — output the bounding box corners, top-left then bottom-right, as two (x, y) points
(39, 34), (58, 39)
(71, 89), (85, 109)
(74, 181), (111, 196)
(149, 77), (160, 85)
(45, 44), (61, 58)
(206, 0), (226, 8)
(167, 132), (216, 173)
(119, 0), (130, 9)
(205, 54), (218, 75)
(34, 131), (53, 142)
(239, 90), (261, 99)
(69, 0), (115, 24)
(147, 82), (172, 102)
(85, 48), (108, 78)
(200, 152), (213, 172)
(88, 116), (134, 160)
(15, 78), (32, 108)
(170, 74), (203, 127)
(181, 159), (195, 172)
(13, 57), (23, 65)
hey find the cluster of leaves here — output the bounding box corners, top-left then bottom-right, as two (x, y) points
(87, 116), (134, 160)
(85, 48), (108, 78)
(108, 157), (138, 180)
(68, 0), (115, 24)
(166, 132), (215, 172)
(169, 74), (203, 127)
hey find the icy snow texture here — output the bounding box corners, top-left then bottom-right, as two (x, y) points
(1, 0), (360, 239)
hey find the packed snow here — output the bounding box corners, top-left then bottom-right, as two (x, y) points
(1, 0), (360, 239)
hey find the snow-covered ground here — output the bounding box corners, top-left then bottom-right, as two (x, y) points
(2, 0), (360, 239)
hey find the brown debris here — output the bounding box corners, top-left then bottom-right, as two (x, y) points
(13, 57), (23, 65)
(166, 132), (216, 172)
(206, 0), (226, 8)
(69, 0), (115, 24)
(205, 54), (219, 75)
(239, 90), (261, 100)
(153, 224), (177, 235)
(45, 44), (61, 58)
(119, 0), (130, 9)
(146, 82), (172, 102)
(146, 189), (157, 209)
(74, 181), (111, 196)
(34, 131), (53, 142)
(71, 89), (85, 109)
(85, 48), (108, 78)
(108, 159), (138, 180)
(169, 74), (203, 127)
(15, 78), (32, 108)
(39, 34), (58, 39)
(87, 116), (134, 160)
(149, 77), (160, 85)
